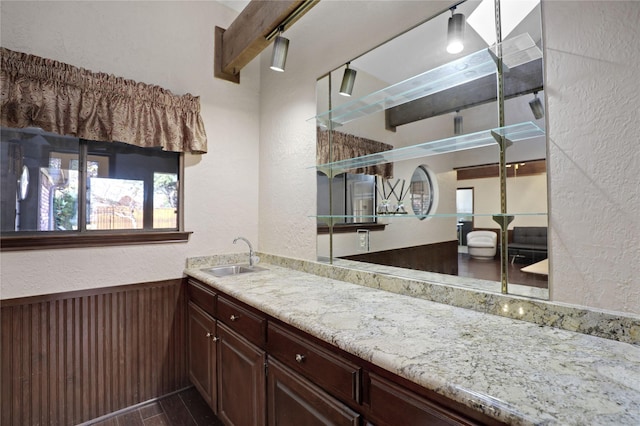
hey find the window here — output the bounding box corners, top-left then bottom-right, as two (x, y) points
(1, 127), (187, 250)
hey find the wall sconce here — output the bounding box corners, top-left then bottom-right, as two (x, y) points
(339, 63), (357, 97)
(454, 111), (463, 135)
(270, 26), (289, 72)
(447, 8), (466, 54)
(529, 92), (544, 119)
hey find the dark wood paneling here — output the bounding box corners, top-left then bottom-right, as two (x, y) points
(456, 159), (546, 180)
(0, 279), (188, 426)
(341, 240), (458, 275)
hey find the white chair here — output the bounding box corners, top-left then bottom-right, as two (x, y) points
(466, 231), (497, 260)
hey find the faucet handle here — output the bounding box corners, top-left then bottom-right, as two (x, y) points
(250, 255), (260, 266)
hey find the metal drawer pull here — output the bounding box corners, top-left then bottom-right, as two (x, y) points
(295, 354), (305, 363)
(230, 314), (240, 321)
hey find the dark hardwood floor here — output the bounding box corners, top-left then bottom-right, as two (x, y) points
(457, 252), (548, 288)
(87, 387), (222, 426)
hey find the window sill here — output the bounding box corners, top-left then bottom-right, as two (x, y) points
(0, 231), (192, 251)
(317, 223), (386, 235)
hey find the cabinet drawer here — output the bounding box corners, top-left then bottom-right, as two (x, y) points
(188, 279), (216, 316)
(217, 296), (266, 347)
(267, 322), (361, 404)
(367, 373), (478, 426)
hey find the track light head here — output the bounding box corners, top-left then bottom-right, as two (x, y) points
(454, 111), (463, 135)
(339, 63), (357, 97)
(270, 28), (289, 72)
(529, 92), (545, 119)
(447, 9), (466, 54)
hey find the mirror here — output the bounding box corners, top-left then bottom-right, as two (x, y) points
(316, 0), (548, 299)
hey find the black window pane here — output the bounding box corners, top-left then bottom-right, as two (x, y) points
(1, 127), (80, 232)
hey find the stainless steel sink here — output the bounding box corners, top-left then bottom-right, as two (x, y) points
(202, 264), (268, 277)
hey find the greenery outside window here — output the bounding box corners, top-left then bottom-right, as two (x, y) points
(1, 127), (188, 250)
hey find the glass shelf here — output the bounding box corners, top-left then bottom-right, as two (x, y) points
(312, 33), (542, 128)
(315, 212), (547, 221)
(314, 121), (545, 175)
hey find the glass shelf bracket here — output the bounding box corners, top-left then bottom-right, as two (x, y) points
(311, 33), (542, 128)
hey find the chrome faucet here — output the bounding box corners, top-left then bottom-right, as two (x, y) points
(233, 237), (258, 266)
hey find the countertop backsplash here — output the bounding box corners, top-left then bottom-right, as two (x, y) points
(186, 253), (639, 346)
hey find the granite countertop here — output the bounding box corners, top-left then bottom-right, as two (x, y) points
(185, 261), (640, 426)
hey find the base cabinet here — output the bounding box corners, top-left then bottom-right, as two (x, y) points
(187, 301), (217, 411)
(267, 358), (360, 426)
(187, 277), (503, 426)
(217, 322), (267, 426)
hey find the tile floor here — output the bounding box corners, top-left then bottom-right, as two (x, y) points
(88, 387), (223, 426)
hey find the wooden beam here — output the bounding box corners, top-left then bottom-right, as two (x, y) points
(456, 159), (546, 180)
(385, 59), (543, 129)
(214, 0), (319, 83)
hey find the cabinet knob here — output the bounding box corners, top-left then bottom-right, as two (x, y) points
(295, 354), (305, 363)
(206, 332), (213, 338)
(230, 314), (240, 322)
(212, 336), (220, 342)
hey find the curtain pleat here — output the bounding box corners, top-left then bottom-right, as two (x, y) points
(0, 47), (207, 153)
(317, 128), (393, 178)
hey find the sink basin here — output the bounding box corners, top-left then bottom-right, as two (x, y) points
(202, 264), (268, 277)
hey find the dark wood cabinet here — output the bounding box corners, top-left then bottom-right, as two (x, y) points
(186, 277), (503, 426)
(267, 358), (360, 426)
(267, 322), (361, 404)
(217, 322), (267, 426)
(187, 301), (218, 411)
(366, 372), (482, 426)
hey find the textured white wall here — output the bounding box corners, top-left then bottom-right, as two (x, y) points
(259, 1), (639, 315)
(0, 1), (261, 298)
(544, 1), (640, 314)
(257, 1), (447, 260)
(2, 1), (638, 315)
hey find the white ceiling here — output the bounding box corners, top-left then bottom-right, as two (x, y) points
(214, 0), (541, 85)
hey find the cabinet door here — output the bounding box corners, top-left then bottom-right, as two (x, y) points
(217, 322), (267, 426)
(267, 358), (360, 426)
(188, 301), (217, 411)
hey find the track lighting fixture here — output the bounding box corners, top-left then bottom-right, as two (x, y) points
(270, 26), (289, 72)
(339, 63), (357, 97)
(447, 7), (466, 54)
(454, 111), (463, 135)
(529, 92), (544, 119)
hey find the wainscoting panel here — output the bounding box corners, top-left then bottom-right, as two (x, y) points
(1, 279), (189, 426)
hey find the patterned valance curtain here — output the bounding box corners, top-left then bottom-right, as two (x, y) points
(0, 47), (207, 153)
(317, 128), (393, 178)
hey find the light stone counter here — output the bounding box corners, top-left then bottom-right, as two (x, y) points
(185, 259), (640, 426)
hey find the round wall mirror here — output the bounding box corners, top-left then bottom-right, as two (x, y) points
(410, 165), (433, 219)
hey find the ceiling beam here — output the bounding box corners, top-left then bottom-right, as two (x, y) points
(215, 0), (319, 83)
(385, 59), (543, 130)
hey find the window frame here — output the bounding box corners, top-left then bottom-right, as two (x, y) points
(1, 131), (190, 251)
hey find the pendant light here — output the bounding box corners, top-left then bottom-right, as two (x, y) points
(339, 63), (357, 97)
(447, 7), (466, 54)
(270, 26), (289, 72)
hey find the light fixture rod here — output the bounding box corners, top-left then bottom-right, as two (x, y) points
(265, 0), (317, 41)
